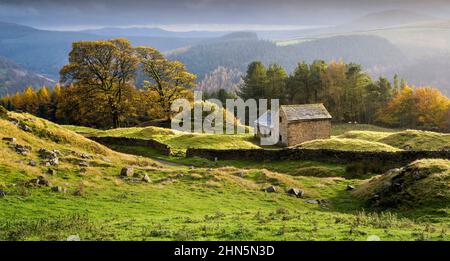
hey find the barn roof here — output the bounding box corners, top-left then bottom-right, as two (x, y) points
(281, 104), (332, 122)
(255, 104), (332, 128)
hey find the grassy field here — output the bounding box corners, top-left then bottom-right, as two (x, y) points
(296, 137), (401, 152)
(1, 116), (449, 240)
(64, 125), (260, 153)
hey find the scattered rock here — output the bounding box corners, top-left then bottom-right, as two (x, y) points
(346, 184), (355, 191)
(48, 158), (59, 166)
(2, 137), (16, 143)
(47, 169), (57, 175)
(403, 145), (413, 151)
(73, 189), (84, 196)
(287, 188), (304, 198)
(306, 199), (320, 204)
(28, 160), (37, 167)
(67, 235), (80, 241)
(38, 148), (59, 165)
(29, 176), (51, 187)
(120, 167), (134, 177)
(51, 186), (66, 193)
(38, 149), (57, 159)
(79, 153), (93, 159)
(176, 173), (184, 178)
(264, 186), (277, 193)
(18, 123), (32, 132)
(102, 157), (112, 163)
(0, 189), (6, 197)
(78, 161), (89, 167)
(12, 144), (31, 155)
(133, 172), (143, 178)
(142, 174), (151, 183)
(235, 171), (245, 178)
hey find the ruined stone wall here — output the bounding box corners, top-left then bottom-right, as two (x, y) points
(186, 147), (450, 165)
(88, 136), (171, 156)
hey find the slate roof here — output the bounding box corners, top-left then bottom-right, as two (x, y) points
(281, 104), (332, 122)
(255, 104), (332, 128)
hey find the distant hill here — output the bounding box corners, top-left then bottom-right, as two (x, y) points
(0, 55), (56, 95)
(82, 27), (227, 38)
(170, 34), (406, 80)
(345, 9), (438, 30)
(0, 22), (205, 78)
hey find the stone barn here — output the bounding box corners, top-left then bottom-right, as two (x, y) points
(255, 104), (332, 147)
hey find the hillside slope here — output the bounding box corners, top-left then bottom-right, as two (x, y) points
(354, 159), (450, 208)
(170, 34), (405, 80)
(0, 56), (55, 95)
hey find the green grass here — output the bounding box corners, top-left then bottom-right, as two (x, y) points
(354, 159), (450, 209)
(332, 124), (399, 136)
(0, 117), (445, 241)
(64, 125), (261, 152)
(296, 138), (401, 152)
(336, 129), (450, 151)
(379, 130), (450, 151)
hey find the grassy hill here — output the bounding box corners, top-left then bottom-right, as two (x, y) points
(336, 127), (450, 151)
(354, 159), (450, 209)
(1, 112), (449, 240)
(64, 125), (260, 153)
(296, 137), (401, 152)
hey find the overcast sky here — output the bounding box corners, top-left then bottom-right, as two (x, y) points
(1, 0), (449, 30)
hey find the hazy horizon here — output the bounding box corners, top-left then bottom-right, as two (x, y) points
(1, 0), (450, 31)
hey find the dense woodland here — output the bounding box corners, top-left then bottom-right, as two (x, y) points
(236, 60), (450, 131)
(1, 38), (449, 132)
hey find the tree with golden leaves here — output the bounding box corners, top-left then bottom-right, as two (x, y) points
(136, 46), (196, 119)
(60, 38), (139, 128)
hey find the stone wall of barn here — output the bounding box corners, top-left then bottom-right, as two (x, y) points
(286, 119), (331, 146)
(279, 110), (289, 146)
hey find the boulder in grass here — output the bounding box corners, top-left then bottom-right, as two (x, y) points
(47, 169), (57, 175)
(78, 161), (89, 167)
(13, 144), (31, 155)
(346, 185), (355, 191)
(264, 186), (277, 193)
(51, 186), (64, 193)
(287, 188), (304, 198)
(2, 137), (16, 143)
(142, 174), (151, 183)
(306, 199), (320, 205)
(29, 176), (51, 187)
(19, 123), (32, 132)
(28, 160), (37, 167)
(120, 167), (134, 177)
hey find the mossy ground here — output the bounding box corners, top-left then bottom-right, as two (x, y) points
(0, 117), (449, 240)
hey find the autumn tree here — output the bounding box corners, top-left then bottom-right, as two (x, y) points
(60, 38), (139, 128)
(136, 46), (196, 120)
(377, 86), (450, 129)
